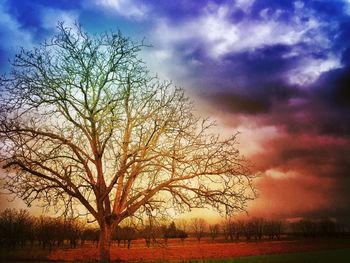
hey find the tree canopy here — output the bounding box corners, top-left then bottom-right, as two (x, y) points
(0, 22), (256, 261)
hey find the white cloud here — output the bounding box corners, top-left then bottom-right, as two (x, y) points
(236, 124), (281, 156)
(212, 120), (281, 157)
(87, 0), (148, 19)
(149, 2), (342, 86)
(294, 1), (305, 9)
(235, 0), (255, 12)
(344, 0), (350, 15)
(40, 8), (79, 30)
(141, 48), (175, 79)
(152, 3), (323, 60)
(287, 55), (343, 86)
(265, 169), (298, 179)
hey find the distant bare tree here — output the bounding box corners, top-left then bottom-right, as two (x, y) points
(264, 220), (283, 240)
(250, 218), (264, 241)
(319, 219), (339, 238)
(139, 213), (161, 248)
(65, 218), (82, 248)
(191, 218), (207, 242)
(0, 209), (33, 248)
(121, 226), (137, 249)
(242, 220), (254, 241)
(176, 219), (188, 233)
(36, 216), (57, 249)
(290, 219), (344, 239)
(209, 224), (220, 241)
(176, 219), (189, 243)
(222, 219), (245, 242)
(81, 227), (98, 246)
(112, 226), (123, 247)
(221, 220), (230, 241)
(0, 22), (255, 261)
(140, 225), (154, 247)
(81, 227), (99, 246)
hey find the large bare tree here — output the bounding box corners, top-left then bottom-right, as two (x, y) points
(0, 23), (255, 261)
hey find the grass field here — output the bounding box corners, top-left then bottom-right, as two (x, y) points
(1, 239), (350, 262)
(2, 249), (349, 263)
(200, 249), (350, 263)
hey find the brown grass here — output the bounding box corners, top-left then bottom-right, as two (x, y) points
(46, 238), (350, 262)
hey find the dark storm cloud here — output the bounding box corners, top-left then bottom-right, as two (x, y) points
(183, 0), (350, 137)
(188, 0), (350, 222)
(145, 1), (350, 225)
(199, 81), (299, 115)
(255, 94), (350, 137)
(221, 45), (295, 83)
(204, 92), (270, 114)
(312, 16), (350, 111)
(201, 49), (292, 87)
(250, 129), (350, 222)
(194, 45), (302, 114)
(158, 1), (345, 118)
(316, 49), (350, 109)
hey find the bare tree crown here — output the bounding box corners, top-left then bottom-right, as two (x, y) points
(0, 23), (256, 229)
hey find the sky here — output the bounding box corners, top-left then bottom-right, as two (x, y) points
(0, 0), (350, 224)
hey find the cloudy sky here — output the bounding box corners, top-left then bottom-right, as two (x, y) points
(1, 0), (350, 223)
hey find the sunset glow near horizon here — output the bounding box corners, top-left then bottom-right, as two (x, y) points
(0, 0), (350, 224)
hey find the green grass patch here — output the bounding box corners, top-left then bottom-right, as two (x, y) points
(199, 249), (350, 263)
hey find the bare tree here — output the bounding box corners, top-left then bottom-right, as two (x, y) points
(176, 219), (188, 233)
(120, 226), (137, 249)
(221, 219), (244, 242)
(209, 223), (220, 241)
(191, 218), (207, 242)
(0, 209), (33, 248)
(0, 22), (255, 261)
(36, 216), (58, 249)
(65, 218), (83, 248)
(250, 217), (264, 241)
(264, 220), (283, 240)
(175, 219), (188, 243)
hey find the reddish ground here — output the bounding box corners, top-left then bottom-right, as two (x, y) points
(48, 238), (350, 262)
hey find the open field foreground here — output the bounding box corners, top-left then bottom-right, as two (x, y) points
(205, 249), (350, 263)
(43, 238), (350, 262)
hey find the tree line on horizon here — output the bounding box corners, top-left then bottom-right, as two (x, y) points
(0, 208), (348, 250)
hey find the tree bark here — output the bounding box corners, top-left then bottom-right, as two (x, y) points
(99, 224), (112, 262)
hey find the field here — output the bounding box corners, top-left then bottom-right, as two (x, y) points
(2, 237), (350, 262)
(205, 249), (350, 263)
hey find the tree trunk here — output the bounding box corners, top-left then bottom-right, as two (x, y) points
(99, 224), (112, 262)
